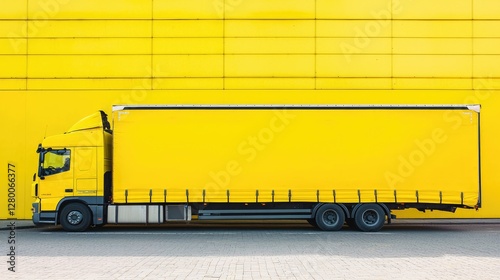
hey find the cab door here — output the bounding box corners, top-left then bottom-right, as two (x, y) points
(74, 147), (97, 197)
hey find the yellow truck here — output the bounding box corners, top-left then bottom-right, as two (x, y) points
(32, 105), (481, 232)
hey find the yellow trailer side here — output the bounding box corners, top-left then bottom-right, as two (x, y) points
(112, 105), (480, 208)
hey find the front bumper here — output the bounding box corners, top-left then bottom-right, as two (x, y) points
(32, 202), (56, 225)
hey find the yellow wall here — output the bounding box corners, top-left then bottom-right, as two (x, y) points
(1, 0), (499, 219)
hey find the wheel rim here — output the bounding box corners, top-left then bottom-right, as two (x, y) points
(361, 209), (379, 225)
(322, 209), (339, 226)
(67, 210), (83, 225)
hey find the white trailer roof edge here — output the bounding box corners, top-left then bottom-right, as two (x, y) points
(113, 104), (480, 112)
(467, 105), (481, 113)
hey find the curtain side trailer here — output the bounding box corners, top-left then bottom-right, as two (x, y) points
(32, 105), (481, 232)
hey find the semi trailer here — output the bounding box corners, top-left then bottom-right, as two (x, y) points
(32, 105), (481, 232)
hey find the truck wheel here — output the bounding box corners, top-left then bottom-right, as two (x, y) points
(354, 204), (385, 232)
(315, 204), (345, 231)
(60, 203), (91, 232)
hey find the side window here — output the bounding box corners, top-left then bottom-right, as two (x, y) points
(42, 149), (71, 176)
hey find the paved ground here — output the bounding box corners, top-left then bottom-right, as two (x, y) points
(2, 220), (500, 279)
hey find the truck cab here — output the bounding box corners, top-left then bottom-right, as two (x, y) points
(32, 111), (112, 231)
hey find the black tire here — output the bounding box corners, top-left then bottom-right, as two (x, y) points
(354, 204), (385, 232)
(314, 204), (345, 231)
(307, 218), (318, 228)
(60, 203), (92, 232)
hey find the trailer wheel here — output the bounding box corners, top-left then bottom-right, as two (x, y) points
(60, 203), (91, 232)
(315, 204), (345, 231)
(354, 204), (385, 232)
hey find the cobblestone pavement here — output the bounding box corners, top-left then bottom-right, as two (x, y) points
(2, 221), (500, 279)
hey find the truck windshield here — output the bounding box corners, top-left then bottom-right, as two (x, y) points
(40, 149), (71, 176)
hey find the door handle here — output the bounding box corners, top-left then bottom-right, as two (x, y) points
(65, 189), (73, 193)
